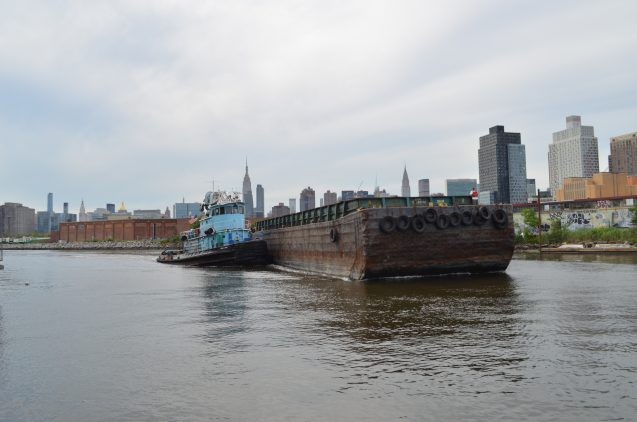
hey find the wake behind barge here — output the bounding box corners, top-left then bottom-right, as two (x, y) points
(255, 196), (514, 280)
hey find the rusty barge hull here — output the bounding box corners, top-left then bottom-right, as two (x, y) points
(258, 203), (514, 280)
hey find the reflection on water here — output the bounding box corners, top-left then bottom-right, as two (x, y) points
(1, 251), (636, 421)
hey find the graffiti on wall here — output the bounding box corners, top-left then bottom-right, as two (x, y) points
(514, 206), (635, 233)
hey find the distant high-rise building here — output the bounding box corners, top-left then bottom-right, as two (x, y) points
(46, 192), (53, 233)
(0, 202), (36, 236)
(256, 184), (264, 218)
(478, 125), (528, 204)
(341, 190), (355, 201)
(106, 203), (115, 213)
(133, 209), (163, 219)
(164, 207), (171, 218)
(271, 203), (290, 217)
(418, 179), (430, 197)
(173, 200), (201, 219)
(299, 187), (316, 211)
(401, 166), (411, 197)
(446, 179), (477, 197)
(242, 160), (254, 218)
(63, 202), (69, 222)
(79, 199), (87, 222)
(289, 198), (296, 214)
(324, 190), (337, 206)
(526, 179), (537, 202)
(609, 131), (637, 176)
(548, 115), (599, 198)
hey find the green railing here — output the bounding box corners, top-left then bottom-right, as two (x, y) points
(255, 196), (472, 231)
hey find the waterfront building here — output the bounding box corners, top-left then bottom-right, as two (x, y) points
(478, 125), (528, 204)
(79, 199), (87, 222)
(300, 187), (316, 211)
(0, 202), (36, 236)
(401, 166), (411, 197)
(288, 199), (296, 214)
(271, 203), (290, 217)
(36, 212), (49, 233)
(173, 200), (201, 219)
(446, 179), (477, 197)
(324, 190), (337, 206)
(609, 131), (637, 176)
(548, 115), (599, 198)
(341, 190), (355, 201)
(256, 184), (264, 218)
(55, 218), (190, 242)
(556, 172), (637, 201)
(106, 203), (115, 214)
(418, 179), (430, 197)
(242, 161), (254, 218)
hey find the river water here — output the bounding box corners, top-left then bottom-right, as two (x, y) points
(0, 250), (635, 421)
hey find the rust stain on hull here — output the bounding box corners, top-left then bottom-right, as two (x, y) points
(260, 205), (514, 280)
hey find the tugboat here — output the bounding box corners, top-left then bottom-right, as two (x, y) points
(157, 191), (269, 267)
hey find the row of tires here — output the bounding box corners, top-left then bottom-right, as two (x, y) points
(379, 207), (508, 234)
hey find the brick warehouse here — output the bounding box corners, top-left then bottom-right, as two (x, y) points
(55, 219), (191, 242)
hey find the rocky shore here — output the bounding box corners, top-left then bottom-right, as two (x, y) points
(515, 242), (637, 253)
(0, 240), (177, 250)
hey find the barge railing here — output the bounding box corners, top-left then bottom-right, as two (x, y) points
(255, 196), (473, 231)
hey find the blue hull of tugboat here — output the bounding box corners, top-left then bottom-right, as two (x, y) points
(157, 240), (269, 267)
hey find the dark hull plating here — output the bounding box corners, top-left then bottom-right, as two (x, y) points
(260, 205), (514, 280)
(157, 240), (269, 267)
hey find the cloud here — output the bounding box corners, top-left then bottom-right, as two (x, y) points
(1, 0), (636, 213)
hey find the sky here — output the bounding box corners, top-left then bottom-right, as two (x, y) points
(1, 0), (636, 214)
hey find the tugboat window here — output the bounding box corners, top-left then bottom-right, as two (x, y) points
(239, 206), (244, 214)
(220, 207), (225, 215)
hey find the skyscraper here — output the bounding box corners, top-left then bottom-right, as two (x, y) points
(256, 184), (264, 218)
(79, 199), (87, 222)
(289, 198), (296, 214)
(478, 125), (528, 204)
(242, 160), (254, 218)
(418, 179), (430, 197)
(47, 192), (53, 233)
(609, 131), (637, 176)
(323, 190), (337, 206)
(401, 166), (411, 197)
(548, 115), (599, 198)
(299, 187), (315, 211)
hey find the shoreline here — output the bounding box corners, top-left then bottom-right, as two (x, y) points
(515, 244), (637, 254)
(0, 240), (176, 251)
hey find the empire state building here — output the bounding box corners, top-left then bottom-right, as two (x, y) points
(242, 161), (254, 218)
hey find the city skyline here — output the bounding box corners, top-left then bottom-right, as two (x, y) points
(1, 2), (636, 212)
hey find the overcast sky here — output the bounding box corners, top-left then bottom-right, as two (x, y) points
(1, 0), (636, 214)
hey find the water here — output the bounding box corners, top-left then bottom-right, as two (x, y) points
(1, 250), (636, 421)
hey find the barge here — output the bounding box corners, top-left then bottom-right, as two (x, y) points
(255, 196), (514, 280)
(157, 191), (269, 267)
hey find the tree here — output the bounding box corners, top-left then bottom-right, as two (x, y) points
(631, 205), (637, 225)
(521, 208), (539, 228)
